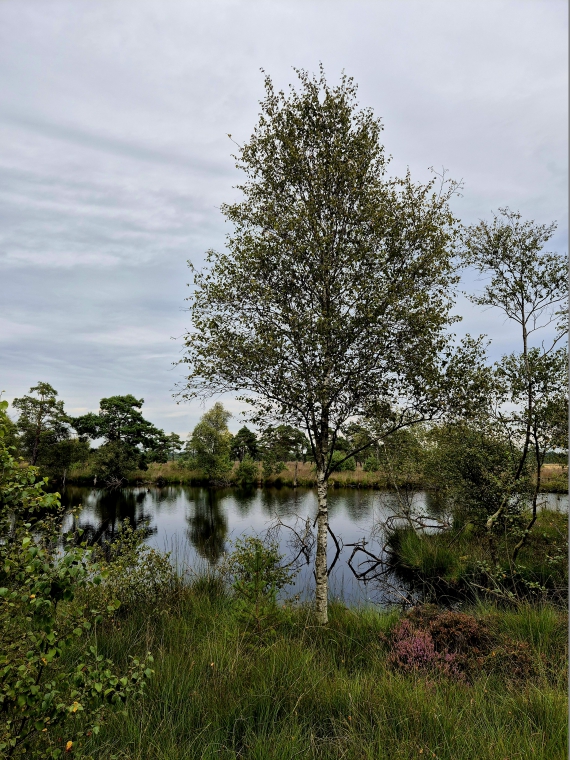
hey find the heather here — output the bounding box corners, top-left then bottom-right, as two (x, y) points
(78, 580), (567, 760)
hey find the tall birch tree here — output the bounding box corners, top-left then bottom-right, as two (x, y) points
(180, 68), (475, 623)
(463, 208), (568, 560)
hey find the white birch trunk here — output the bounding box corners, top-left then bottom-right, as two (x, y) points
(315, 467), (329, 624)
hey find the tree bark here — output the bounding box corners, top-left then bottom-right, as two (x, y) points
(315, 467), (329, 624)
(512, 432), (542, 561)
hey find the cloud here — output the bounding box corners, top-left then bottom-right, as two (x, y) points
(0, 0), (566, 435)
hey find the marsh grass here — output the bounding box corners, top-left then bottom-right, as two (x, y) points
(387, 510), (568, 605)
(68, 459), (567, 494)
(73, 578), (567, 760)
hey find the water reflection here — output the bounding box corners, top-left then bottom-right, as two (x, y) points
(186, 489), (228, 564)
(61, 485), (157, 546)
(59, 485), (568, 605)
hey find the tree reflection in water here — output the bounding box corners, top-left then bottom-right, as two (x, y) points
(186, 489), (228, 565)
(60, 485), (156, 547)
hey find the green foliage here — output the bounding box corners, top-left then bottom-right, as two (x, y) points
(225, 536), (297, 635)
(261, 456), (286, 480)
(425, 422), (530, 533)
(387, 509), (567, 606)
(259, 425), (307, 480)
(235, 454), (258, 487)
(463, 208), (568, 558)
(363, 455), (380, 472)
(0, 400), (153, 758)
(147, 432), (184, 464)
(11, 382), (88, 483)
(73, 395), (168, 485)
(189, 403), (233, 482)
(330, 450), (356, 472)
(93, 440), (142, 485)
(259, 425), (308, 462)
(230, 426), (258, 461)
(90, 520), (178, 614)
(12, 382), (69, 467)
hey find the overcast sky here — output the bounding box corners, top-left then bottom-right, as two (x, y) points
(0, 0), (567, 435)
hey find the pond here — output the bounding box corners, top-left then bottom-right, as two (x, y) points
(60, 486), (568, 606)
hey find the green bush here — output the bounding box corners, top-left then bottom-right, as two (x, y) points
(0, 400), (153, 758)
(235, 453), (258, 487)
(331, 451), (356, 472)
(363, 455), (380, 472)
(224, 536), (298, 635)
(89, 520), (178, 614)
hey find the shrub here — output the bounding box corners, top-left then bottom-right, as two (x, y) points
(388, 605), (540, 682)
(235, 454), (258, 487)
(387, 618), (464, 680)
(331, 451), (356, 472)
(363, 455), (380, 472)
(0, 400), (153, 758)
(224, 536), (298, 635)
(89, 519), (178, 614)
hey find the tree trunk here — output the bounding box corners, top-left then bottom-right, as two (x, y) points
(512, 433), (542, 561)
(293, 459), (298, 488)
(315, 467), (329, 624)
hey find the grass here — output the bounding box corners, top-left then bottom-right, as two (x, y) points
(386, 510), (568, 606)
(68, 577), (568, 760)
(66, 460), (568, 493)
(540, 464), (569, 494)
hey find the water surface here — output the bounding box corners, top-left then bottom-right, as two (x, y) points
(60, 486), (568, 606)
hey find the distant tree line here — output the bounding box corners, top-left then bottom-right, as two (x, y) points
(7, 387), (182, 487)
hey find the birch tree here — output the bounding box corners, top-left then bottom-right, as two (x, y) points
(180, 68), (478, 623)
(463, 208), (568, 560)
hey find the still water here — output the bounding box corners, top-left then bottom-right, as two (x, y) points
(60, 485), (568, 606)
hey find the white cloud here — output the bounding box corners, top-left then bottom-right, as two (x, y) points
(0, 0), (566, 435)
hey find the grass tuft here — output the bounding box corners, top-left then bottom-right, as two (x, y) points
(75, 581), (567, 760)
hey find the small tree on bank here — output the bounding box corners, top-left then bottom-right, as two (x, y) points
(190, 403), (233, 482)
(462, 208), (568, 560)
(180, 69), (483, 623)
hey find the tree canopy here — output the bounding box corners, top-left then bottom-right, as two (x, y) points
(178, 68), (486, 621)
(73, 395), (168, 484)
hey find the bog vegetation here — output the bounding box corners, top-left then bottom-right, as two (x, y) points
(1, 68), (567, 757)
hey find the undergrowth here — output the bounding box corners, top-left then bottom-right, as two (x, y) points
(77, 576), (567, 760)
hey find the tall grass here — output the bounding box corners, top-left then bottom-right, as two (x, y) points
(67, 459), (568, 492)
(77, 581), (567, 760)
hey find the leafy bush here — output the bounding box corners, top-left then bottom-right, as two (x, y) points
(363, 455), (380, 472)
(0, 399), (153, 758)
(261, 457), (286, 480)
(89, 519), (178, 614)
(93, 440), (142, 485)
(224, 536), (297, 635)
(235, 454), (258, 487)
(331, 451), (356, 472)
